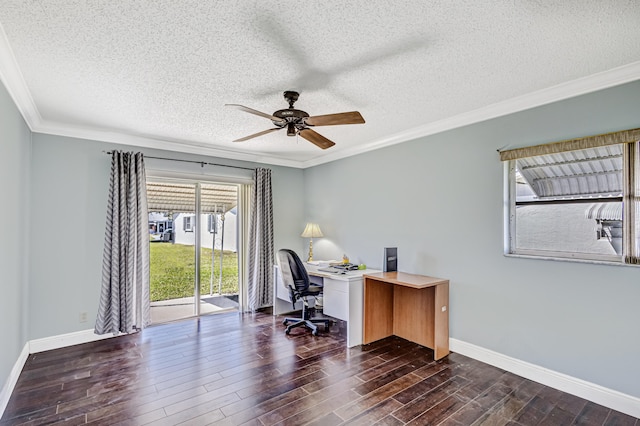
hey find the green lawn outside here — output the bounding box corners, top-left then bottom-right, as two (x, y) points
(149, 242), (239, 302)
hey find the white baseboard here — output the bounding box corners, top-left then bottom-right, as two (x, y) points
(4, 333), (639, 420)
(29, 328), (114, 353)
(1, 329), (115, 419)
(450, 338), (640, 419)
(0, 342), (29, 418)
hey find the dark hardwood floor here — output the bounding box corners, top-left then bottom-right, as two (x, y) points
(2, 311), (638, 425)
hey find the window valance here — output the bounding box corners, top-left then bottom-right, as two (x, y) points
(499, 128), (640, 161)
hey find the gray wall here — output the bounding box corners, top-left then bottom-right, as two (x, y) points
(28, 134), (305, 339)
(3, 72), (640, 405)
(303, 80), (640, 398)
(0, 82), (30, 391)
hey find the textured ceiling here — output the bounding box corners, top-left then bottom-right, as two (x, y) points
(0, 1), (639, 168)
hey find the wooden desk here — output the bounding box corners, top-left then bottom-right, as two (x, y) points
(363, 271), (449, 360)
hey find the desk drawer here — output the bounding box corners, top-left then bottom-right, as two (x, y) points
(323, 278), (348, 321)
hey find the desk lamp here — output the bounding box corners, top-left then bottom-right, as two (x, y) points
(301, 223), (323, 262)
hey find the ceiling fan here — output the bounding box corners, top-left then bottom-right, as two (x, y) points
(226, 91), (365, 149)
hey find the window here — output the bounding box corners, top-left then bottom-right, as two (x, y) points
(502, 128), (640, 264)
(183, 215), (194, 232)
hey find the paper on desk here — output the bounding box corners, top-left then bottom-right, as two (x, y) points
(306, 260), (338, 267)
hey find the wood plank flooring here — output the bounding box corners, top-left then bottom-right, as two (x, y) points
(2, 311), (638, 425)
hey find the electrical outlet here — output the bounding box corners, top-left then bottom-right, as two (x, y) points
(79, 312), (88, 323)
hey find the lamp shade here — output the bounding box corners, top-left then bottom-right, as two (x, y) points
(301, 223), (323, 238)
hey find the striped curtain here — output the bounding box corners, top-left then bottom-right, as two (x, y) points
(623, 142), (640, 264)
(95, 151), (150, 335)
(247, 168), (274, 311)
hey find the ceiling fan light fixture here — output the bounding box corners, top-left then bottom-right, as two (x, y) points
(287, 122), (296, 137)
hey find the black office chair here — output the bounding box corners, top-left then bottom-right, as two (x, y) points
(276, 249), (332, 336)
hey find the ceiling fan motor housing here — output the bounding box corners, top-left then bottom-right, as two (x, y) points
(273, 108), (309, 120)
(272, 108), (309, 136)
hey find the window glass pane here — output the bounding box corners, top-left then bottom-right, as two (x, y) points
(147, 182), (197, 324)
(516, 145), (623, 201)
(512, 144), (623, 259)
(515, 202), (621, 256)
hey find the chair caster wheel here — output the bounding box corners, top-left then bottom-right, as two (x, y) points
(282, 319), (288, 325)
(312, 330), (318, 336)
(285, 328), (291, 335)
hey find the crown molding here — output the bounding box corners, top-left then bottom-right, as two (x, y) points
(33, 121), (306, 168)
(0, 22), (305, 169)
(302, 61), (640, 168)
(0, 21), (41, 129)
(2, 16), (638, 171)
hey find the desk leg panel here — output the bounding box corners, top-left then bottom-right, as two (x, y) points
(434, 282), (450, 360)
(393, 286), (434, 349)
(363, 278), (394, 344)
(347, 280), (363, 347)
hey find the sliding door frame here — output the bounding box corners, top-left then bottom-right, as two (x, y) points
(146, 168), (252, 317)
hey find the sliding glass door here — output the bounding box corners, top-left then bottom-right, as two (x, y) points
(198, 182), (241, 315)
(147, 180), (240, 324)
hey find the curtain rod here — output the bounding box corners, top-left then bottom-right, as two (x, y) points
(103, 151), (256, 171)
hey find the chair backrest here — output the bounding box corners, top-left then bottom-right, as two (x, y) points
(276, 249), (309, 293)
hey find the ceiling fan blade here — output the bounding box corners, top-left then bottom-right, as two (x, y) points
(305, 111), (365, 126)
(298, 129), (336, 150)
(233, 127), (283, 142)
(225, 104), (283, 123)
